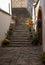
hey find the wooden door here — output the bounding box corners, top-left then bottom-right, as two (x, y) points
(37, 7), (42, 45)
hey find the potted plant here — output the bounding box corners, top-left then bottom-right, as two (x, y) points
(7, 30), (12, 35)
(2, 38), (10, 47)
(40, 54), (45, 64)
(29, 32), (33, 39)
(9, 23), (14, 31)
(26, 18), (33, 27)
(32, 32), (38, 45)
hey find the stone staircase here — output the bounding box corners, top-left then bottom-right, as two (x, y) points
(6, 10), (33, 47)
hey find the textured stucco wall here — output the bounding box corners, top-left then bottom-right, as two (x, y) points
(0, 11), (14, 46)
(27, 0), (34, 17)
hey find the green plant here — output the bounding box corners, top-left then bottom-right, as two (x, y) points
(7, 30), (12, 35)
(32, 32), (38, 45)
(40, 54), (45, 64)
(29, 32), (33, 38)
(2, 39), (10, 46)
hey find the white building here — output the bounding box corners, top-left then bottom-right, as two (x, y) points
(12, 0), (34, 18)
(0, 9), (14, 46)
(32, 0), (45, 52)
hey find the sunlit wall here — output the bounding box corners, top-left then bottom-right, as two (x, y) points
(0, 0), (11, 14)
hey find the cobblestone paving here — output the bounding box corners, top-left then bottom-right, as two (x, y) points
(0, 45), (43, 65)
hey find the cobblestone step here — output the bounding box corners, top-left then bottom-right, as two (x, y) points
(10, 40), (32, 43)
(12, 33), (29, 35)
(0, 46), (42, 65)
(13, 30), (29, 33)
(10, 40), (32, 42)
(7, 42), (32, 47)
(11, 34), (30, 37)
(11, 36), (30, 39)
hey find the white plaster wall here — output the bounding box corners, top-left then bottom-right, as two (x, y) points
(34, 0), (45, 52)
(34, 1), (40, 31)
(0, 11), (14, 46)
(35, 1), (40, 21)
(32, 0), (45, 52)
(37, 0), (45, 52)
(0, 0), (12, 15)
(12, 0), (27, 8)
(41, 0), (45, 52)
(32, 2), (39, 31)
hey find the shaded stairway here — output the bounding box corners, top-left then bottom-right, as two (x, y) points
(7, 10), (33, 47)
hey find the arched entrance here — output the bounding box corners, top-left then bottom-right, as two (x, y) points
(37, 6), (42, 45)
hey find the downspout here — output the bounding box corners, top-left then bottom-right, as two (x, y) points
(9, 3), (10, 15)
(11, 0), (12, 15)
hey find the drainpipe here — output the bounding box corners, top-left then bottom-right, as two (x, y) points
(9, 3), (10, 15)
(8, 0), (12, 15)
(11, 0), (12, 15)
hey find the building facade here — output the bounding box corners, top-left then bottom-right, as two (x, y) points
(32, 0), (45, 52)
(0, 9), (14, 46)
(12, 0), (34, 18)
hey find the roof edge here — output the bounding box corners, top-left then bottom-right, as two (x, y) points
(0, 8), (11, 16)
